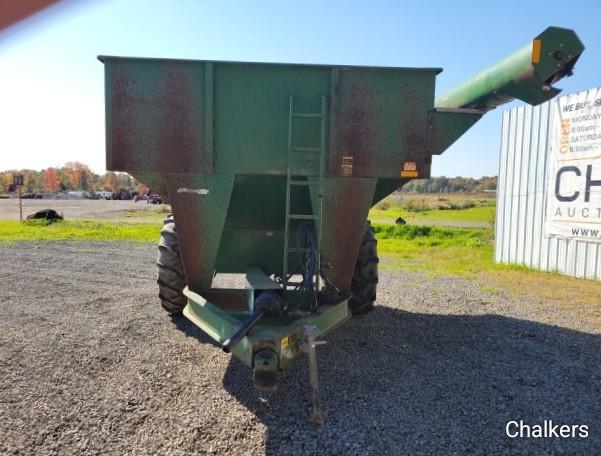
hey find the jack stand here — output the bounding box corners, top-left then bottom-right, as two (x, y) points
(302, 324), (327, 424)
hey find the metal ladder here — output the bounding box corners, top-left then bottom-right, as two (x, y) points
(282, 94), (327, 290)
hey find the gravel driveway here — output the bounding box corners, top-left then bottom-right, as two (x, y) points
(0, 199), (163, 222)
(1, 242), (599, 455)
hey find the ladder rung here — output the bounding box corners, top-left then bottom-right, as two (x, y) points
(291, 146), (321, 153)
(290, 179), (320, 186)
(292, 112), (322, 118)
(289, 214), (319, 220)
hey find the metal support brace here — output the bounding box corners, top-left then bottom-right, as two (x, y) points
(302, 324), (327, 424)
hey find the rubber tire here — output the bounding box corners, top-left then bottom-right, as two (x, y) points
(157, 216), (187, 314)
(349, 221), (379, 315)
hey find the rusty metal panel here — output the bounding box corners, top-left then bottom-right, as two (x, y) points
(104, 58), (212, 174)
(328, 68), (437, 179)
(320, 177), (377, 290)
(164, 173), (235, 291)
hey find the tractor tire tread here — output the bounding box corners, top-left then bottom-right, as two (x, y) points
(157, 216), (187, 314)
(349, 222), (378, 316)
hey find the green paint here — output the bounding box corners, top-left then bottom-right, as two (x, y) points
(99, 27), (584, 381)
(436, 27), (584, 110)
(183, 286), (349, 370)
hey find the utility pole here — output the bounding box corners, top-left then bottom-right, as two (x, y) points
(13, 175), (24, 222)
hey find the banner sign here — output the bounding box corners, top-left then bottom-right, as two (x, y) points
(546, 88), (601, 243)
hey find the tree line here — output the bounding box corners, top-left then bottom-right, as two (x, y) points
(401, 176), (497, 193)
(0, 162), (146, 194)
(1, 162), (497, 195)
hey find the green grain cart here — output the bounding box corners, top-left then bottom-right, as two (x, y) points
(100, 27), (583, 422)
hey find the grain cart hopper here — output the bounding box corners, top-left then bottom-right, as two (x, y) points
(99, 26), (583, 422)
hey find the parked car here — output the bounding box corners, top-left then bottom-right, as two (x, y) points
(112, 188), (134, 200)
(95, 191), (114, 200)
(147, 192), (162, 204)
(68, 191), (90, 199)
(133, 190), (162, 204)
(22, 192), (43, 199)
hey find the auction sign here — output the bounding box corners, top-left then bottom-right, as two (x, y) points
(546, 88), (601, 243)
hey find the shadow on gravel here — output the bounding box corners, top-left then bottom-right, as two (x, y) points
(214, 306), (600, 455)
(169, 314), (221, 347)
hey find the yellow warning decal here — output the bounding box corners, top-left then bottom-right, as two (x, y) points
(281, 336), (290, 351)
(532, 39), (542, 64)
(401, 161), (418, 177)
(401, 170), (419, 178)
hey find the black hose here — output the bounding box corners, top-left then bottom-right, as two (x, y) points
(288, 223), (318, 311)
(221, 291), (282, 353)
(222, 308), (266, 353)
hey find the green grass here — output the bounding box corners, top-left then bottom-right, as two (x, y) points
(373, 223), (520, 277)
(369, 193), (497, 226)
(369, 205), (496, 226)
(0, 220), (160, 243)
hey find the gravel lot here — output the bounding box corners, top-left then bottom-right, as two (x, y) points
(1, 241), (599, 455)
(0, 199), (163, 222)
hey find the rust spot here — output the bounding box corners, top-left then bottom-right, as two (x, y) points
(320, 178), (376, 290)
(331, 82), (377, 176)
(108, 61), (209, 174)
(157, 63), (206, 173)
(110, 67), (139, 171)
(397, 82), (427, 172)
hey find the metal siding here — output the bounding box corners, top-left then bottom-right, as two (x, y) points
(502, 109), (516, 264)
(518, 105), (533, 263)
(523, 106), (536, 265)
(533, 102), (549, 269)
(538, 102), (552, 271)
(494, 111), (510, 263)
(495, 88), (601, 281)
(510, 107), (524, 262)
(596, 245), (601, 280)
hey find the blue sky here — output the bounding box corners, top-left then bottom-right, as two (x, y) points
(1, 0), (599, 177)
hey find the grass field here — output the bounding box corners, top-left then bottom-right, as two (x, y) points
(0, 220), (159, 243)
(368, 193), (496, 227)
(369, 205), (496, 226)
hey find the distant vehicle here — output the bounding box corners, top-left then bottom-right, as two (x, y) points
(95, 191), (114, 200)
(68, 191), (90, 199)
(133, 190), (162, 204)
(22, 192), (43, 199)
(147, 192), (162, 205)
(112, 188), (134, 200)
